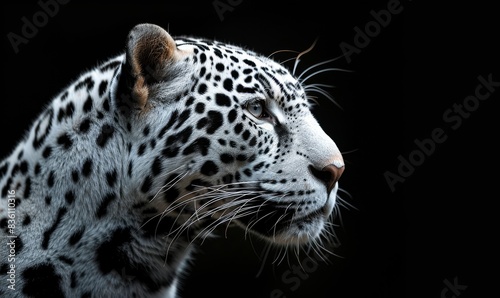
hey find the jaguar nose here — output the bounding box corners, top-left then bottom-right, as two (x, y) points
(309, 161), (345, 195)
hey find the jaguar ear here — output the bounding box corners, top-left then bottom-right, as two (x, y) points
(118, 23), (187, 109)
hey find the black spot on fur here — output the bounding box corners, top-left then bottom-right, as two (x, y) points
(22, 263), (64, 298)
(253, 162), (265, 171)
(0, 218), (6, 230)
(95, 227), (132, 275)
(47, 171), (55, 188)
(195, 102), (205, 114)
(163, 126), (193, 158)
(42, 207), (67, 249)
(200, 53), (207, 63)
(220, 153), (234, 164)
(22, 215), (31, 226)
(128, 160), (133, 177)
(205, 111), (223, 134)
(68, 227), (85, 246)
(158, 110), (178, 138)
(243, 169), (252, 177)
(32, 109), (54, 150)
(143, 125), (150, 136)
(65, 191), (75, 204)
(96, 124), (115, 147)
(57, 102), (75, 122)
(185, 96), (195, 106)
(236, 84), (255, 93)
(175, 109), (191, 129)
(199, 66), (206, 77)
(196, 117), (208, 130)
(71, 170), (79, 183)
(198, 83), (207, 95)
(200, 160), (219, 176)
(105, 169), (117, 187)
(75, 76), (95, 91)
(223, 79), (233, 92)
(57, 133), (73, 150)
(151, 157), (163, 176)
(228, 109), (237, 123)
(102, 98), (110, 112)
(183, 137), (210, 156)
(79, 118), (91, 133)
(82, 159), (92, 177)
(60, 91), (69, 101)
(99, 80), (109, 97)
(42, 146), (52, 158)
(216, 63), (225, 72)
(243, 59), (256, 67)
(215, 93), (231, 107)
(137, 143), (147, 156)
(213, 48), (223, 58)
(96, 192), (117, 218)
(234, 123), (243, 134)
(10, 164), (19, 177)
(83, 95), (93, 113)
(242, 130), (251, 140)
(141, 176), (152, 193)
(34, 163), (41, 175)
(249, 136), (257, 147)
(20, 161), (28, 174)
(24, 177), (31, 198)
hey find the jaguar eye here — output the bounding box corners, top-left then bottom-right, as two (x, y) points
(246, 100), (269, 119)
(247, 100), (264, 118)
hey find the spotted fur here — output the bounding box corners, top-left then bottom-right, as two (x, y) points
(0, 24), (345, 297)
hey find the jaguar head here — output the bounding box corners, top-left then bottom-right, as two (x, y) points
(114, 23), (345, 248)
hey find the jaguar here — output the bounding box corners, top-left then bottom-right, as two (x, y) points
(0, 23), (345, 297)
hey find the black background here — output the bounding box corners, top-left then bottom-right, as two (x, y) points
(1, 1), (498, 297)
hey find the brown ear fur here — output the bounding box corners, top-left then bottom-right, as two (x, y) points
(126, 23), (177, 108)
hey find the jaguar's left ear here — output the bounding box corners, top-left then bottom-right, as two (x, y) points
(116, 23), (189, 110)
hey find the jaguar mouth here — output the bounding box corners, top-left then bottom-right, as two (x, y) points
(232, 195), (332, 245)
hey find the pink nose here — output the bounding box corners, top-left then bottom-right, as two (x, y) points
(309, 163), (345, 194)
(322, 164), (345, 194)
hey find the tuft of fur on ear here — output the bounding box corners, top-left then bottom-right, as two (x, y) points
(117, 23), (186, 110)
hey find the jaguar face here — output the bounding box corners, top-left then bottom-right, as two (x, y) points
(119, 24), (345, 247)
